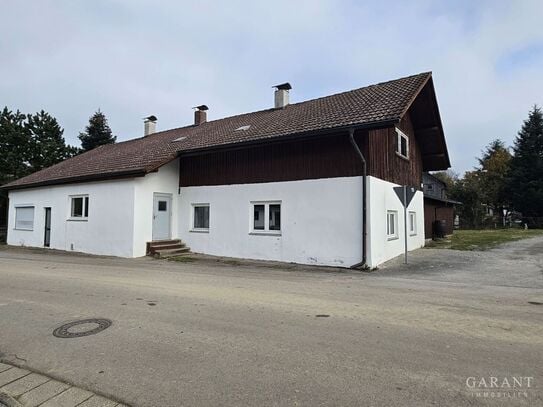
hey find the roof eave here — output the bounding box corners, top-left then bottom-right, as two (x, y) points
(424, 195), (462, 205)
(426, 77), (451, 169)
(401, 74), (451, 170)
(2, 169), (147, 191)
(399, 72), (433, 119)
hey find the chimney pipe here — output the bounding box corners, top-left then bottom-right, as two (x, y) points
(143, 115), (157, 136)
(193, 105), (208, 125)
(273, 82), (292, 109)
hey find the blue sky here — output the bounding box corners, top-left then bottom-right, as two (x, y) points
(1, 0), (542, 173)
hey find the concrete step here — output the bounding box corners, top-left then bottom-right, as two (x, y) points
(150, 242), (187, 251)
(149, 239), (181, 247)
(155, 247), (191, 258)
(147, 239), (191, 257)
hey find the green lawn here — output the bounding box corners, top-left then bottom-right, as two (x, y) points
(426, 229), (543, 251)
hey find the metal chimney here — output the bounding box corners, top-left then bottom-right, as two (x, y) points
(273, 82), (292, 109)
(193, 105), (208, 125)
(143, 115), (157, 136)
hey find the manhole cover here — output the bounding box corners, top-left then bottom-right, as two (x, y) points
(53, 318), (112, 338)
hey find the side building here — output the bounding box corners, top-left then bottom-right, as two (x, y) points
(422, 172), (460, 238)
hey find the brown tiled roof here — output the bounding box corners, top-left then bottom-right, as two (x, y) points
(4, 72), (432, 190)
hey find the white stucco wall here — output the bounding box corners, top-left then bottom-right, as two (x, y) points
(178, 175), (424, 268)
(6, 159), (180, 258)
(178, 176), (363, 267)
(366, 176), (425, 268)
(7, 179), (136, 257)
(6, 163), (425, 267)
(132, 159), (180, 257)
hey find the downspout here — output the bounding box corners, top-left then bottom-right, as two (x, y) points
(348, 128), (367, 268)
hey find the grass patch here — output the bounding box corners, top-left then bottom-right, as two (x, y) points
(167, 256), (197, 263)
(426, 229), (543, 251)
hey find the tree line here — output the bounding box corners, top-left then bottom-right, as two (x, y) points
(434, 106), (543, 228)
(0, 108), (115, 186)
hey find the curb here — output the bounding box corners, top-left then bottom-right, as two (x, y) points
(0, 361), (128, 407)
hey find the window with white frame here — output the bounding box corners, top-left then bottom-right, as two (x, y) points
(409, 211), (417, 236)
(15, 206), (34, 230)
(396, 128), (409, 159)
(251, 202), (281, 234)
(386, 210), (398, 240)
(193, 204), (210, 230)
(70, 195), (89, 219)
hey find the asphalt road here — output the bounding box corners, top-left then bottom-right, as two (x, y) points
(0, 238), (542, 407)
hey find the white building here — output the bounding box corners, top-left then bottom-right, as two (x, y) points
(4, 72), (450, 268)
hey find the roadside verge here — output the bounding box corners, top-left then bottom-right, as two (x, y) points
(0, 362), (127, 407)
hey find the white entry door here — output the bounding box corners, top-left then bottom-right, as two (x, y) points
(152, 193), (172, 241)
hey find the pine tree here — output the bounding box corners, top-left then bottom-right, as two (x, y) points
(0, 107), (32, 234)
(476, 139), (512, 225)
(78, 109), (116, 152)
(26, 110), (79, 172)
(0, 107), (32, 184)
(508, 106), (543, 223)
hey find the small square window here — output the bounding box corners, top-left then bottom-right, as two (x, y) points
(15, 206), (34, 230)
(396, 128), (409, 159)
(70, 195), (89, 219)
(158, 201), (167, 211)
(387, 210), (398, 240)
(193, 205), (209, 230)
(251, 202), (281, 234)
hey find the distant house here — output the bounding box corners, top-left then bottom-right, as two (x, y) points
(422, 172), (460, 238)
(3, 72), (450, 268)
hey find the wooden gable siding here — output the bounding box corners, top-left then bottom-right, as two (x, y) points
(179, 113), (423, 187)
(179, 133), (362, 187)
(364, 113), (423, 187)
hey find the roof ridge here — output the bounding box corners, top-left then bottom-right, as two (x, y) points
(286, 71), (432, 108)
(136, 71), (432, 140)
